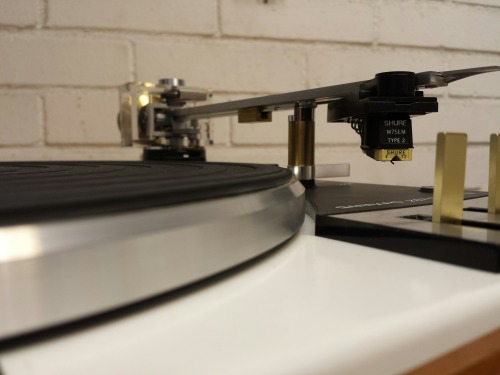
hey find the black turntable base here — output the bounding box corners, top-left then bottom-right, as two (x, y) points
(306, 180), (499, 273)
(0, 161), (305, 342)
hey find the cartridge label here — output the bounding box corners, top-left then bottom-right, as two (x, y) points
(373, 149), (413, 161)
(380, 118), (412, 147)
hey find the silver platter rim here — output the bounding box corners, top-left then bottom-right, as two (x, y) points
(0, 179), (305, 341)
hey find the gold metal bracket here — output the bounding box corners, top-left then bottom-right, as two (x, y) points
(238, 107), (272, 123)
(488, 134), (500, 214)
(432, 132), (468, 224)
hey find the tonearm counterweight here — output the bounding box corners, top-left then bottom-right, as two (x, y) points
(118, 66), (500, 181)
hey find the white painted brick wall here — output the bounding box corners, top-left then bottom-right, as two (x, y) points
(48, 0), (217, 35)
(0, 0), (499, 189)
(379, 1), (500, 52)
(135, 39), (306, 92)
(45, 90), (121, 144)
(0, 0), (39, 27)
(0, 34), (130, 86)
(220, 0), (375, 43)
(307, 45), (446, 88)
(0, 93), (41, 145)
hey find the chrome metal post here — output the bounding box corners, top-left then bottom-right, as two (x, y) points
(288, 102), (316, 181)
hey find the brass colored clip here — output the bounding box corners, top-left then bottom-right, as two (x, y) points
(238, 107), (272, 123)
(488, 134), (500, 214)
(372, 149), (412, 162)
(432, 132), (468, 224)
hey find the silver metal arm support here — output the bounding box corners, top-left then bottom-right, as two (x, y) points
(170, 81), (366, 121)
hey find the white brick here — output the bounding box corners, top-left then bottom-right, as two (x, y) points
(205, 117), (231, 147)
(220, 0), (374, 43)
(379, 1), (500, 52)
(0, 94), (41, 145)
(315, 105), (365, 145)
(0, 0), (38, 26)
(136, 40), (306, 92)
(378, 1), (446, 49)
(45, 91), (122, 144)
(231, 114), (288, 145)
(307, 45), (445, 91)
(208, 145), (287, 166)
(204, 94), (235, 146)
(413, 98), (500, 143)
(0, 35), (130, 86)
(445, 5), (500, 52)
(465, 144), (491, 190)
(454, 0), (500, 7)
(446, 53), (500, 98)
(48, 0), (217, 35)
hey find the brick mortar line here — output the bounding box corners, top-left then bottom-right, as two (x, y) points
(440, 49), (452, 100)
(0, 145), (159, 150)
(0, 25), (37, 31)
(43, 142), (124, 147)
(377, 42), (500, 55)
(452, 0), (500, 10)
(37, 95), (47, 146)
(0, 25), (217, 39)
(0, 26), (370, 48)
(0, 85), (123, 91)
(36, 0), (48, 29)
(128, 40), (137, 82)
(0, 27), (500, 60)
(1, 27), (499, 57)
(215, 0), (222, 38)
(372, 0), (381, 47)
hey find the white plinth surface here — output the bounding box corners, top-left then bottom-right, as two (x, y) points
(2, 234), (500, 375)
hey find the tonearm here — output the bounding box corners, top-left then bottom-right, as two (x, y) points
(118, 66), (500, 181)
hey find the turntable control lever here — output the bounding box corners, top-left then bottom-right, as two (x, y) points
(488, 134), (500, 214)
(432, 132), (467, 224)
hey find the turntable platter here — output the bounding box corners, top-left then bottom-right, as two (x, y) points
(0, 162), (305, 341)
(0, 161), (293, 225)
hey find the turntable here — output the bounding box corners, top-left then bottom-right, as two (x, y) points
(1, 67), (500, 374)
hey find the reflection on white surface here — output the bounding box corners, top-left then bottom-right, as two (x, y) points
(2, 234), (500, 375)
(0, 226), (42, 263)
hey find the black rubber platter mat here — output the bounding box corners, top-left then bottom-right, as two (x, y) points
(0, 161), (292, 226)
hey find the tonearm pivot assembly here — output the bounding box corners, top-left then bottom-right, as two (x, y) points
(118, 66), (500, 181)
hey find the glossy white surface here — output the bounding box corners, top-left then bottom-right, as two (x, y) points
(2, 234), (500, 375)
